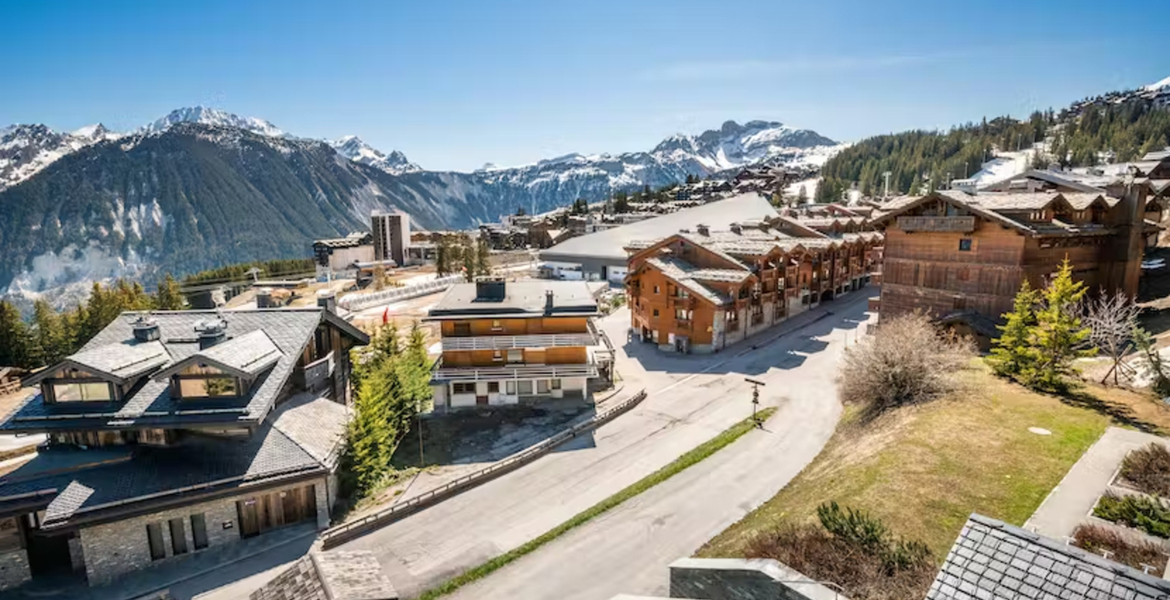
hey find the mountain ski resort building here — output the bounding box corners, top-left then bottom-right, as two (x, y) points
(0, 305), (367, 589)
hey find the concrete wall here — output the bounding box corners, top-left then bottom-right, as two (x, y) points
(669, 557), (847, 600)
(0, 548), (30, 591)
(79, 477), (329, 586)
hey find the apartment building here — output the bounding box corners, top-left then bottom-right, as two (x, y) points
(371, 211), (411, 267)
(426, 279), (608, 410)
(625, 219), (882, 353)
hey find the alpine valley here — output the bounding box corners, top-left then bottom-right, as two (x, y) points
(0, 108), (841, 306)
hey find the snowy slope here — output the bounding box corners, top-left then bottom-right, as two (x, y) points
(1146, 75), (1170, 92)
(330, 135), (421, 175)
(0, 123), (121, 191)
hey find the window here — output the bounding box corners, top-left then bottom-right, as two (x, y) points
(653, 285), (660, 294)
(958, 239), (973, 252)
(452, 382), (476, 394)
(52, 381), (112, 402)
(138, 429), (170, 446)
(506, 380), (517, 395)
(506, 349), (524, 364)
(453, 322), (471, 336)
(492, 350), (503, 362)
(652, 309), (659, 317)
(488, 381), (500, 393)
(190, 514), (209, 550)
(675, 309), (688, 320)
(176, 376), (239, 398)
(551, 378), (561, 390)
(537, 379), (550, 394)
(169, 518), (188, 555)
(517, 380), (533, 395)
(491, 319), (502, 331)
(678, 290), (689, 298)
(147, 523), (166, 561)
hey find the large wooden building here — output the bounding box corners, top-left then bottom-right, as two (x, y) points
(625, 216), (882, 353)
(871, 161), (1167, 342)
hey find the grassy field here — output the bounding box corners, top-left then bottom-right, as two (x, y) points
(699, 362), (1131, 558)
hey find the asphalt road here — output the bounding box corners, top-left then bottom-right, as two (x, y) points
(445, 295), (874, 600)
(178, 290), (873, 600)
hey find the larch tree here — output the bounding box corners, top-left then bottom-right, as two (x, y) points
(0, 301), (30, 368)
(154, 274), (186, 310)
(1084, 292), (1142, 385)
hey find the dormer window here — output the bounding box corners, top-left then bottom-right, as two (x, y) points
(172, 364), (241, 399)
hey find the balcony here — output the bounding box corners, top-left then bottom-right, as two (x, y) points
(441, 332), (598, 351)
(303, 351), (335, 392)
(431, 360), (599, 383)
(675, 319), (692, 330)
(896, 215), (976, 233)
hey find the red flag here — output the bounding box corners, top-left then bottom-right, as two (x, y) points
(382, 307), (389, 325)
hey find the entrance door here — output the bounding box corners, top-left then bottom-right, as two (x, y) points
(25, 528), (75, 578)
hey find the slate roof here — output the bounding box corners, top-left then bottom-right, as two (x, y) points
(428, 280), (599, 319)
(927, 514), (1170, 600)
(644, 257), (736, 306)
(540, 193), (780, 263)
(51, 340), (171, 384)
(155, 329), (282, 380)
(0, 394), (348, 528)
(3, 309), (365, 432)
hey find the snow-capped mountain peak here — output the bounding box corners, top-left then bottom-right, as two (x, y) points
(141, 106), (285, 138)
(1147, 75), (1170, 92)
(329, 135), (421, 175)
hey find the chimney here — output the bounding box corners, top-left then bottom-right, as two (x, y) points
(545, 289), (555, 311)
(316, 290), (337, 313)
(132, 315), (160, 343)
(696, 224), (710, 236)
(195, 317), (228, 350)
(475, 278), (506, 301)
(256, 287), (273, 309)
(730, 223), (743, 234)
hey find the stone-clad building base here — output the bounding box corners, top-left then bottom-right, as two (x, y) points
(0, 548), (31, 591)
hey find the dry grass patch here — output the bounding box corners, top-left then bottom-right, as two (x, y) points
(1073, 524), (1168, 576)
(1119, 442), (1170, 496)
(699, 361), (1110, 559)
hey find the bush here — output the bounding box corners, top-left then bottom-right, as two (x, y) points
(743, 505), (936, 600)
(840, 313), (975, 418)
(1093, 492), (1170, 538)
(1120, 443), (1170, 497)
(1073, 524), (1167, 576)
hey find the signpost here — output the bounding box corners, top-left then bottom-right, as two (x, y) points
(745, 377), (766, 428)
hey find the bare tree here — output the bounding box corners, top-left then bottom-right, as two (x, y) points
(1084, 292), (1141, 385)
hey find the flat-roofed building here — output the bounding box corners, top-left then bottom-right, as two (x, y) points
(371, 211), (411, 267)
(425, 279), (607, 410)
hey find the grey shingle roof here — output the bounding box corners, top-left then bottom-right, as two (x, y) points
(154, 329), (282, 380)
(56, 340), (171, 383)
(3, 309), (355, 432)
(644, 257), (736, 306)
(0, 394), (349, 527)
(927, 514), (1170, 600)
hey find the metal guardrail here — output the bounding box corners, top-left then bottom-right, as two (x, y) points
(431, 363), (599, 382)
(320, 388), (649, 549)
(339, 274), (464, 311)
(441, 332), (598, 351)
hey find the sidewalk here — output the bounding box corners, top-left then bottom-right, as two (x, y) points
(1025, 426), (1169, 540)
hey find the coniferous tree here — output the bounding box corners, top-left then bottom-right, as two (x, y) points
(0, 301), (30, 368)
(436, 238), (452, 276)
(461, 243), (478, 282)
(1028, 259), (1095, 391)
(988, 280), (1039, 381)
(475, 239), (491, 278)
(154, 274), (185, 310)
(32, 300), (68, 367)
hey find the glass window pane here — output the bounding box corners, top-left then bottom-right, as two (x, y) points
(505, 380), (516, 394)
(53, 382), (111, 402)
(537, 380), (549, 393)
(517, 380), (533, 395)
(178, 377), (238, 398)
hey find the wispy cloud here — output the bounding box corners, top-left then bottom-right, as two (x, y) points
(645, 54), (943, 82)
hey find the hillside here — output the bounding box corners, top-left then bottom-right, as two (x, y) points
(816, 78), (1170, 202)
(0, 112), (840, 305)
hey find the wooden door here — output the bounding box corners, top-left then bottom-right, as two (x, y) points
(237, 499), (260, 538)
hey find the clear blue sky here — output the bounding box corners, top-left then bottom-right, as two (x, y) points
(2, 0), (1166, 172)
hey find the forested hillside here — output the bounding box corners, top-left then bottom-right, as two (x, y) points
(816, 95), (1170, 202)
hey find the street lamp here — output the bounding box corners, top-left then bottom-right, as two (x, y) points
(745, 378), (766, 427)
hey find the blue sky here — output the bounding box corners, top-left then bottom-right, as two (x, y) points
(2, 0), (1166, 171)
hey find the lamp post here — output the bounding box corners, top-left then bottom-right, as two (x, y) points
(745, 378), (766, 428)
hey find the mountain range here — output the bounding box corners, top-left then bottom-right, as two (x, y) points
(0, 108), (841, 306)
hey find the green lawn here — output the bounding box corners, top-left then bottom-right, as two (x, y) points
(699, 362), (1113, 557)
